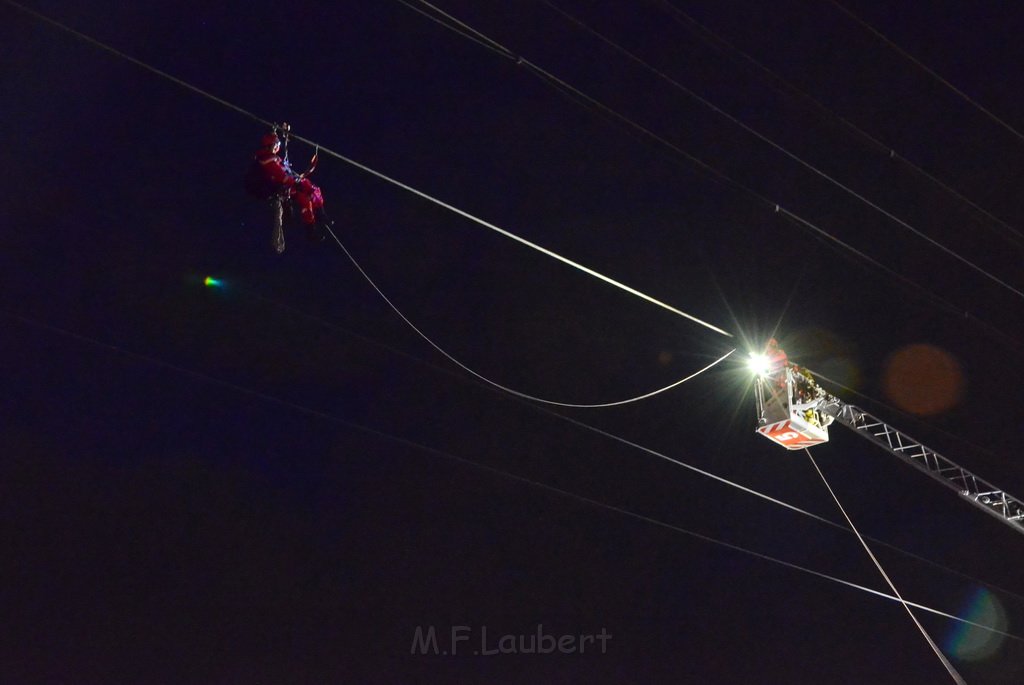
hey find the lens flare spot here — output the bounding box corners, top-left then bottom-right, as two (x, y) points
(204, 276), (222, 288)
(946, 588), (1007, 662)
(882, 344), (963, 415)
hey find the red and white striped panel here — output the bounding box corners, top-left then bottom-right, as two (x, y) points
(757, 418), (828, 451)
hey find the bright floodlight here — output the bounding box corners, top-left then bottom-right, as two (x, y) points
(748, 353), (770, 376)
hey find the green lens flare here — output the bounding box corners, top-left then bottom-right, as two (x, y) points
(946, 588), (1008, 662)
(204, 276), (222, 288)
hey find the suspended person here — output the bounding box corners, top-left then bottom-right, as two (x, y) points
(245, 124), (332, 252)
(290, 158), (334, 243)
(244, 124), (297, 253)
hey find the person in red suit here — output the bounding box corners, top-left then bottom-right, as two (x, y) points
(245, 126), (297, 253)
(291, 176), (333, 242)
(246, 124), (331, 251)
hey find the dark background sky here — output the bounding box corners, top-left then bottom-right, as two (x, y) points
(4, 0), (1024, 682)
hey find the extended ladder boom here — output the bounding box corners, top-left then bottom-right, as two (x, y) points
(752, 352), (1024, 536)
(823, 402), (1024, 535)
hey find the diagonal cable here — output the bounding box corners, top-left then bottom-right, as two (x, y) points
(828, 0), (1024, 147)
(543, 0), (1024, 299)
(391, 0), (515, 59)
(657, 0), (1024, 249)
(806, 448), (966, 684)
(0, 0), (731, 339)
(393, 0), (1024, 349)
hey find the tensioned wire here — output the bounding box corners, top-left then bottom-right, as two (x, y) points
(0, 0), (730, 341)
(828, 0), (1024, 147)
(656, 0), (1024, 250)
(392, 0), (1024, 352)
(5, 307), (1021, 646)
(540, 0), (1024, 299)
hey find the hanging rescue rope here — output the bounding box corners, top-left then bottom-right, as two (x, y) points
(324, 225), (735, 407)
(805, 448), (967, 684)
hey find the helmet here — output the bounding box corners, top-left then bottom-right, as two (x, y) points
(260, 131), (280, 151)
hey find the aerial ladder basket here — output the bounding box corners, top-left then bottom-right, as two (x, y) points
(749, 344), (1024, 534)
(754, 364), (834, 450)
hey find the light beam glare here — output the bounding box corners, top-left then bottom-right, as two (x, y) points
(748, 353), (770, 376)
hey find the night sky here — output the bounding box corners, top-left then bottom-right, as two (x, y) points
(4, 1), (1024, 683)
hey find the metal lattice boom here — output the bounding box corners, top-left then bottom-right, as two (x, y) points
(825, 403), (1024, 535)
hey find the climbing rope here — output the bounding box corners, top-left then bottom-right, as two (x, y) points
(806, 448), (966, 684)
(325, 225), (735, 407)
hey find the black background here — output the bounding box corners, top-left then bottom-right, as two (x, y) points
(4, 1), (1024, 682)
